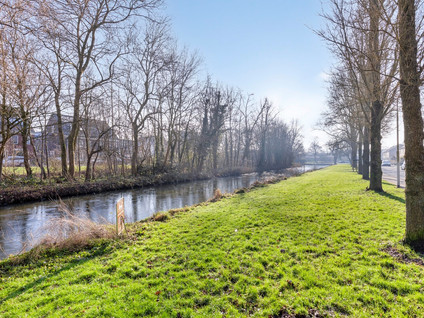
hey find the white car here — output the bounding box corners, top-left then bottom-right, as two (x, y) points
(382, 160), (391, 167)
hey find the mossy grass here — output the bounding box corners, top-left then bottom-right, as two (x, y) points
(1, 165), (423, 317)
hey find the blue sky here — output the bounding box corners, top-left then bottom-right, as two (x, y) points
(164, 1), (399, 148)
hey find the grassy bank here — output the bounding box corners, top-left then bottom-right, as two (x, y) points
(1, 165), (423, 317)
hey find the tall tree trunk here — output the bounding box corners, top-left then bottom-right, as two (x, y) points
(224, 134), (229, 167)
(68, 73), (83, 179)
(131, 123), (139, 176)
(54, 96), (68, 178)
(351, 140), (357, 171)
(258, 133), (266, 171)
(212, 137), (218, 172)
(92, 153), (99, 180)
(368, 0), (383, 192)
(44, 136), (50, 178)
(21, 123), (32, 178)
(242, 132), (251, 164)
(358, 132), (363, 175)
(362, 126), (370, 180)
(85, 154), (93, 182)
(0, 148), (4, 181)
(398, 0), (424, 244)
(369, 100), (383, 191)
(178, 123), (190, 165)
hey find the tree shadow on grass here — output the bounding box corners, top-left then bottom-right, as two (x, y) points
(403, 239), (424, 255)
(384, 243), (424, 265)
(0, 244), (110, 305)
(377, 191), (405, 204)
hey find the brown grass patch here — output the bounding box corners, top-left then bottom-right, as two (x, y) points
(5, 202), (117, 265)
(249, 176), (286, 190)
(152, 212), (169, 222)
(36, 202), (115, 250)
(168, 206), (190, 216)
(209, 189), (223, 202)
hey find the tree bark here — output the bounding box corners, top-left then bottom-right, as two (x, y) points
(367, 0), (383, 192)
(21, 120), (32, 178)
(398, 0), (424, 243)
(351, 140), (357, 171)
(362, 126), (370, 180)
(212, 137), (218, 172)
(68, 79), (82, 179)
(369, 100), (383, 191)
(54, 96), (68, 178)
(0, 149), (4, 181)
(358, 132), (363, 175)
(85, 154), (93, 182)
(131, 122), (139, 176)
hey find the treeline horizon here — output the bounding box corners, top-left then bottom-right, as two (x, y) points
(0, 0), (303, 183)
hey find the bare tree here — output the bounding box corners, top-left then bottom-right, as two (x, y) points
(80, 85), (113, 181)
(8, 18), (45, 177)
(257, 98), (274, 171)
(32, 17), (69, 178)
(119, 20), (169, 175)
(34, 0), (162, 179)
(165, 48), (200, 168)
(397, 0), (424, 245)
(309, 138), (322, 165)
(239, 93), (259, 165)
(0, 30), (20, 180)
(193, 80), (229, 173)
(319, 0), (398, 191)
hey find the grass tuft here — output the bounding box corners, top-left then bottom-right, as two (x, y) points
(152, 212), (169, 222)
(209, 188), (223, 202)
(6, 202), (116, 266)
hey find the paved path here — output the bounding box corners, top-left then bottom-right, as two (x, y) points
(382, 165), (405, 188)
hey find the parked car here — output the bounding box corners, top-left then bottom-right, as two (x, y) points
(382, 160), (391, 167)
(4, 156), (25, 167)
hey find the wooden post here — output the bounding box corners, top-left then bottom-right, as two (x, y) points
(116, 198), (125, 235)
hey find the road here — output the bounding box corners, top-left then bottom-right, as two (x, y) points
(382, 165), (405, 188)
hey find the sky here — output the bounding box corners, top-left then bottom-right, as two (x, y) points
(164, 1), (401, 149)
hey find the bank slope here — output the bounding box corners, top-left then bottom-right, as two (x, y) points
(1, 165), (423, 317)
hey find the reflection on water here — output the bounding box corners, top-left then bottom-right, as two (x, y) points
(0, 165), (327, 259)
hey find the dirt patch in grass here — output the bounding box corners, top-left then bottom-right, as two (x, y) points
(277, 308), (323, 318)
(383, 245), (424, 266)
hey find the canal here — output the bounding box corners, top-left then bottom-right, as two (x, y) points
(0, 165), (327, 259)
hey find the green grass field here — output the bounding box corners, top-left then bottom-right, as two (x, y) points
(1, 165), (423, 317)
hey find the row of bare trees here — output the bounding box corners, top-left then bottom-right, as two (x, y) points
(0, 0), (303, 183)
(319, 0), (424, 246)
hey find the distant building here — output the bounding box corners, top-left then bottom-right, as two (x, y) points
(45, 113), (141, 165)
(0, 119), (35, 166)
(382, 144), (405, 162)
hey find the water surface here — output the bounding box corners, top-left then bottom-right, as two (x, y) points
(0, 165), (327, 258)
